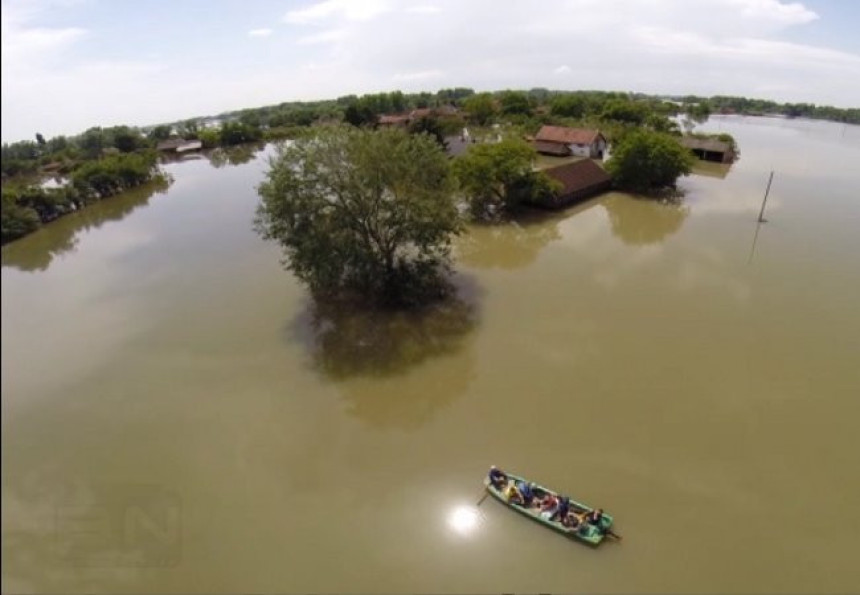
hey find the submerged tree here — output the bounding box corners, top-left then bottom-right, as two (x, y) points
(606, 129), (694, 194)
(453, 138), (559, 219)
(255, 126), (463, 307)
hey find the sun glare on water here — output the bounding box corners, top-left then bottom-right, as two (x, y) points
(447, 505), (480, 535)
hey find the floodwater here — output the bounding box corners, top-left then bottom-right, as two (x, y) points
(3, 117), (859, 593)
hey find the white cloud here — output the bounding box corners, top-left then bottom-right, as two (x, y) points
(2, 0), (858, 142)
(248, 28), (272, 37)
(727, 0), (818, 26)
(392, 69), (444, 81)
(284, 0), (391, 24)
(295, 28), (346, 45)
(406, 5), (440, 14)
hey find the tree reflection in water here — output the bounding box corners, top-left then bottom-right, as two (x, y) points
(288, 276), (481, 429)
(1, 177), (171, 272)
(602, 194), (689, 246)
(455, 210), (564, 270)
(205, 143), (266, 168)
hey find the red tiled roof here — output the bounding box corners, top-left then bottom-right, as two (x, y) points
(535, 125), (602, 145)
(544, 159), (611, 196)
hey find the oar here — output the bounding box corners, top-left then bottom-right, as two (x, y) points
(603, 528), (623, 541)
(476, 490), (490, 507)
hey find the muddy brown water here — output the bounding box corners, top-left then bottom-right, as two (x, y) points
(3, 116), (859, 593)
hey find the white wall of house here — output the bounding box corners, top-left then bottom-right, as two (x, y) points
(567, 143), (591, 157)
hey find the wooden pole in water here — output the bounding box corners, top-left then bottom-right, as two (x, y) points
(757, 171), (774, 223)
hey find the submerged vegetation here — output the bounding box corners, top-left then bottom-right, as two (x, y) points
(255, 126), (462, 307)
(606, 130), (695, 194)
(2, 151), (165, 244)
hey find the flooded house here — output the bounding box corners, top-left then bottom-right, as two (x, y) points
(533, 125), (607, 159)
(532, 159), (612, 208)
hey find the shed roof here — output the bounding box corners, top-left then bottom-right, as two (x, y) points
(535, 125), (602, 145)
(543, 159), (611, 196)
(680, 136), (732, 153)
(156, 138), (190, 151)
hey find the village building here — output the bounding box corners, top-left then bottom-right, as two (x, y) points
(532, 159), (612, 209)
(679, 136), (736, 163)
(534, 125), (607, 159)
(377, 106), (460, 128)
(156, 138), (203, 153)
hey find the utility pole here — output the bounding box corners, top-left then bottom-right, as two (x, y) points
(757, 170), (774, 223)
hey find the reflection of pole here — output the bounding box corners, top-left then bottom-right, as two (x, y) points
(757, 171), (774, 223)
(747, 220), (764, 265)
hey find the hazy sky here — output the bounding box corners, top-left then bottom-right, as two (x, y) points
(2, 0), (859, 142)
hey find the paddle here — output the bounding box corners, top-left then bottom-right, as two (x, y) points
(603, 528), (623, 541)
(476, 490), (490, 507)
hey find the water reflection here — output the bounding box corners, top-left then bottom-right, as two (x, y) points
(205, 143), (266, 168)
(456, 211), (564, 270)
(290, 278), (479, 379)
(602, 195), (689, 246)
(691, 161), (732, 179)
(1, 178), (170, 272)
(288, 278), (480, 428)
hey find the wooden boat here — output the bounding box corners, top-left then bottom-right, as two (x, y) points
(484, 472), (616, 545)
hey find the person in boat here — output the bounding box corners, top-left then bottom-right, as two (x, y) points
(561, 511), (582, 530)
(551, 495), (571, 522)
(504, 482), (524, 505)
(539, 493), (559, 520)
(488, 466), (507, 489)
(583, 508), (604, 526)
(516, 481), (537, 507)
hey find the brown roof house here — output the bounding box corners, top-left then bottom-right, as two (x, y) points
(534, 126), (607, 159)
(532, 160), (612, 209)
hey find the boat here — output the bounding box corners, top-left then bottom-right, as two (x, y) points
(484, 472), (617, 545)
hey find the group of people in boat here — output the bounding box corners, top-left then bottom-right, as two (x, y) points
(488, 466), (604, 532)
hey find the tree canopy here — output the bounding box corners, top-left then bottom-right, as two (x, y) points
(453, 138), (559, 218)
(606, 129), (694, 194)
(255, 126), (463, 306)
(461, 93), (497, 126)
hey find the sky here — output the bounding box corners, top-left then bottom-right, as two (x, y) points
(2, 0), (859, 142)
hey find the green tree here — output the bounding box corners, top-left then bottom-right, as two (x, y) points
(35, 133), (46, 146)
(606, 129), (694, 194)
(110, 126), (141, 152)
(1, 191), (42, 243)
(219, 121), (262, 145)
(454, 138), (558, 218)
(408, 115), (446, 146)
(550, 94), (586, 118)
(601, 99), (649, 124)
(147, 125), (172, 142)
(498, 91), (531, 115)
(255, 126), (462, 306)
(461, 93), (497, 126)
(343, 101), (377, 127)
